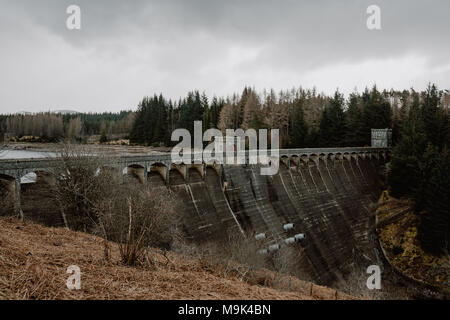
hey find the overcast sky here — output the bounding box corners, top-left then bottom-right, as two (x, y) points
(0, 0), (449, 113)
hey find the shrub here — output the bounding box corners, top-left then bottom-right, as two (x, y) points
(99, 131), (108, 144)
(95, 184), (181, 265)
(48, 143), (182, 265)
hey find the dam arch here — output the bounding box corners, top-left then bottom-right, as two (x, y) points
(126, 164), (147, 184)
(149, 162), (169, 185)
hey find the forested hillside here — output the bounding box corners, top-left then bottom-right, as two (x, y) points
(128, 84), (449, 257)
(0, 111), (135, 142)
(129, 85), (448, 149)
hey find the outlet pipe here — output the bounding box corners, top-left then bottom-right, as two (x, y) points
(294, 233), (305, 241)
(284, 237), (296, 245)
(268, 244), (280, 252)
(255, 233), (266, 241)
(283, 223), (294, 231)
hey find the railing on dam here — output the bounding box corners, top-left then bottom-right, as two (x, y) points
(0, 147), (389, 173)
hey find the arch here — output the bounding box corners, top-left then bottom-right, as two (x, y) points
(309, 154), (319, 165)
(280, 155), (289, 168)
(191, 164), (205, 179)
(206, 163), (222, 177)
(149, 162), (169, 184)
(342, 152), (351, 161)
(300, 154), (309, 164)
(169, 164), (186, 186)
(289, 155), (299, 168)
(0, 173), (16, 196)
(126, 164), (147, 184)
(127, 164), (145, 169)
(327, 153), (336, 161)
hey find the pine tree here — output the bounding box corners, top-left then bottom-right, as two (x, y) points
(389, 92), (427, 198)
(242, 90), (263, 130)
(99, 130), (108, 144)
(209, 96), (223, 129)
(344, 92), (366, 146)
(421, 84), (448, 150)
(318, 90), (346, 147)
(290, 99), (308, 148)
(419, 147), (450, 254)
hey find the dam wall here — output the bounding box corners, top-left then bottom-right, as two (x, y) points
(165, 154), (387, 285)
(0, 148), (388, 286)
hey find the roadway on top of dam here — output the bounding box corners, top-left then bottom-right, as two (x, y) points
(0, 147), (390, 172)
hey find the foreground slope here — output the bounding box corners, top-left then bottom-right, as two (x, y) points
(0, 217), (353, 300)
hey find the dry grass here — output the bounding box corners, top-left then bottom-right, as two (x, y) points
(0, 217), (324, 300)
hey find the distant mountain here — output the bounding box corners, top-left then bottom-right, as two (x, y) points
(52, 110), (79, 115)
(12, 110), (79, 115)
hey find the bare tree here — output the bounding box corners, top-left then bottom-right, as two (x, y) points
(48, 143), (109, 231)
(94, 183), (181, 265)
(218, 103), (237, 132)
(48, 143), (182, 266)
(0, 123), (6, 154)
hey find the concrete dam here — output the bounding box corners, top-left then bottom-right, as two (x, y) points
(0, 147), (389, 286)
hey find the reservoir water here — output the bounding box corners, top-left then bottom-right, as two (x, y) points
(0, 149), (56, 160)
(0, 149), (56, 183)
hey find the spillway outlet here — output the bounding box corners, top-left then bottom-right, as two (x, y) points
(283, 223), (294, 231)
(284, 237), (296, 245)
(268, 244), (281, 252)
(255, 233), (266, 241)
(294, 233), (305, 241)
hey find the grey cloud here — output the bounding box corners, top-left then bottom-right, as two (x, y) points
(0, 0), (449, 112)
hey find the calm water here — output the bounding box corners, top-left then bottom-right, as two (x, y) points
(0, 149), (57, 183)
(0, 149), (56, 160)
(0, 149), (132, 182)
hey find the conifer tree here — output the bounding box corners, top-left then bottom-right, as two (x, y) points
(318, 90), (346, 147)
(290, 99), (308, 148)
(344, 92), (366, 146)
(419, 147), (450, 254)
